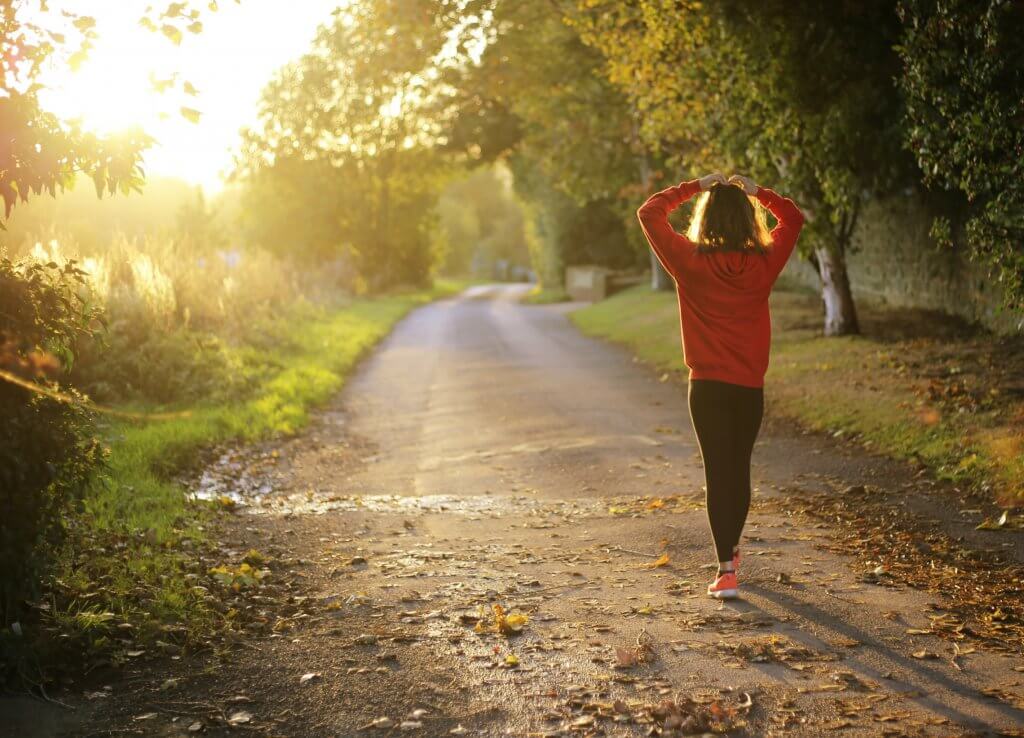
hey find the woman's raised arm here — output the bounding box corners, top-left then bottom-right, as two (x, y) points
(637, 172), (726, 279)
(756, 186), (805, 280)
(730, 174), (805, 280)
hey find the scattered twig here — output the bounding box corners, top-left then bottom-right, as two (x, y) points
(602, 545), (662, 559)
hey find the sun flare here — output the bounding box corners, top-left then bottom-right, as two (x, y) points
(31, 2), (338, 192)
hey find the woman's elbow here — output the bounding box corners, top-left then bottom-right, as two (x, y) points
(637, 201), (659, 225)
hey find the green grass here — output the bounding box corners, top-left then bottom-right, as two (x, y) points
(45, 281), (466, 661)
(572, 284), (1024, 504)
(86, 290), (453, 535)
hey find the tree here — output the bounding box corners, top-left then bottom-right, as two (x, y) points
(1, 2), (217, 226)
(436, 164), (530, 276)
(0, 1), (218, 632)
(439, 0), (653, 288)
(897, 0), (1024, 312)
(236, 1), (456, 289)
(572, 0), (914, 335)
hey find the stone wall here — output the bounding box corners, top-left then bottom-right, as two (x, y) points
(779, 192), (1023, 335)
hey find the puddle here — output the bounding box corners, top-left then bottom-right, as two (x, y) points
(186, 441), (703, 520)
(231, 490), (609, 518)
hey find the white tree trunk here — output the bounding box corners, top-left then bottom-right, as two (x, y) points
(650, 249), (674, 291)
(814, 244), (860, 336)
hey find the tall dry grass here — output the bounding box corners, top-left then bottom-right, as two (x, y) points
(7, 231), (347, 404)
(15, 233), (304, 334)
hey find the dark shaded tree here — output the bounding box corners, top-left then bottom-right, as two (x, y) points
(897, 0), (1024, 312)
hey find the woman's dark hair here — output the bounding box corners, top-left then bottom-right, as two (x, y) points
(686, 183), (772, 254)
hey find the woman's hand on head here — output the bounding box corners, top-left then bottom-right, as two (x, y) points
(728, 174), (758, 196)
(699, 172), (728, 191)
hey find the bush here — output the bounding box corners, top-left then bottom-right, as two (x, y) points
(13, 236), (318, 407)
(0, 256), (105, 627)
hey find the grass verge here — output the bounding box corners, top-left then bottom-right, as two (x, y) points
(571, 284), (1024, 505)
(29, 281), (465, 679)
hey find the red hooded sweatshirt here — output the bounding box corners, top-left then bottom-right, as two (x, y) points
(637, 179), (804, 389)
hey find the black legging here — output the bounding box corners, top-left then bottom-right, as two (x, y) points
(687, 378), (764, 563)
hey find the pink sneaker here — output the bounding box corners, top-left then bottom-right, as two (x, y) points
(707, 570), (739, 599)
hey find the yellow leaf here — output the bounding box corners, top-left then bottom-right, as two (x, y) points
(504, 613), (529, 631)
(640, 553), (670, 569)
(504, 653), (519, 667)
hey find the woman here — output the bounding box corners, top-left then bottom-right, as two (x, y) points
(637, 172), (804, 599)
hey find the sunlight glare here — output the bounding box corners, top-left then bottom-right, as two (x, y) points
(32, 2), (340, 192)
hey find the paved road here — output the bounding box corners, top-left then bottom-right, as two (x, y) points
(47, 284), (1024, 737)
(269, 284), (1021, 736)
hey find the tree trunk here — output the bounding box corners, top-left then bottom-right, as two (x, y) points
(631, 115), (674, 293)
(650, 250), (674, 291)
(814, 244), (859, 336)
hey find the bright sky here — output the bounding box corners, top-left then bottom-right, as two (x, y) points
(36, 1), (341, 192)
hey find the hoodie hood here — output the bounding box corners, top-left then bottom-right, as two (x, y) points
(700, 249), (768, 291)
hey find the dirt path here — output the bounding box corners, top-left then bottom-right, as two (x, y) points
(48, 285), (1024, 736)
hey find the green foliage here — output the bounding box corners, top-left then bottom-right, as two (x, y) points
(896, 0), (1024, 310)
(571, 1), (912, 250)
(237, 0), (456, 290)
(0, 257), (105, 626)
(76, 328), (259, 406)
(568, 0), (920, 332)
(440, 1), (648, 283)
(436, 164), (530, 276)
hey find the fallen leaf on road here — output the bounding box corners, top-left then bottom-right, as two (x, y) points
(400, 720), (423, 730)
(477, 604), (528, 636)
(640, 553), (670, 569)
(449, 726), (469, 735)
(227, 711), (252, 725)
(975, 511), (1010, 530)
(299, 672), (320, 684)
(614, 646), (637, 669)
